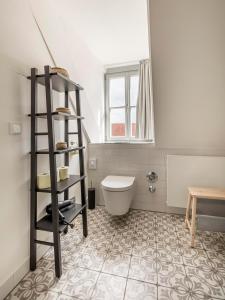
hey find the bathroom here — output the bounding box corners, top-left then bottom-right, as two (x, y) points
(1, 0), (225, 299)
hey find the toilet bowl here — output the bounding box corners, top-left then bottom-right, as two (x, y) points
(101, 175), (135, 215)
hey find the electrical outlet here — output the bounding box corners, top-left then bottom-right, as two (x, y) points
(9, 122), (22, 135)
(88, 158), (97, 170)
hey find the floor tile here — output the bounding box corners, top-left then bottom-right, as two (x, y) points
(132, 239), (157, 258)
(91, 273), (126, 300)
(176, 231), (204, 249)
(157, 261), (187, 289)
(185, 265), (225, 299)
(155, 224), (177, 234)
(6, 290), (58, 300)
(157, 247), (183, 265)
(128, 256), (157, 284)
(62, 251), (82, 267)
(156, 239), (180, 251)
(203, 240), (225, 252)
(102, 252), (130, 277)
(6, 207), (225, 300)
(110, 235), (133, 255)
(85, 238), (111, 251)
(44, 243), (86, 267)
(6, 260), (66, 300)
(182, 247), (209, 268)
(134, 227), (156, 240)
(158, 286), (217, 300)
(175, 222), (187, 232)
(200, 231), (221, 241)
(43, 292), (61, 300)
(218, 232), (225, 243)
(57, 294), (79, 300)
(124, 279), (157, 300)
(62, 268), (99, 300)
(61, 233), (86, 248)
(78, 247), (107, 271)
(207, 249), (225, 267)
(156, 233), (178, 246)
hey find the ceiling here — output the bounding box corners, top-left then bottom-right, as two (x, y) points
(59, 0), (149, 66)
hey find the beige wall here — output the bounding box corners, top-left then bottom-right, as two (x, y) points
(0, 0), (104, 298)
(88, 0), (225, 213)
(150, 0), (225, 149)
(88, 144), (225, 214)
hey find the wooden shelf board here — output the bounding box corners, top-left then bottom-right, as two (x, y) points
(27, 72), (83, 92)
(35, 146), (84, 154)
(36, 175), (85, 194)
(28, 112), (84, 120)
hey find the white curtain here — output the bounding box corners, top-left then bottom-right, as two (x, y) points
(136, 59), (154, 140)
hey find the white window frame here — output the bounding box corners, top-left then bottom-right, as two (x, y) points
(105, 65), (139, 142)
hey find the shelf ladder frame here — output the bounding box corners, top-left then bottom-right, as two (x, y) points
(29, 65), (88, 278)
(76, 88), (88, 237)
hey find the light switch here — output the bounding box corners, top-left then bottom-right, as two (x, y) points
(9, 122), (22, 135)
(89, 158), (97, 170)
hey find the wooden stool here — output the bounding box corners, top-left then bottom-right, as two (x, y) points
(185, 187), (225, 247)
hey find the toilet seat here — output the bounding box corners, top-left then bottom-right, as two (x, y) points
(101, 175), (135, 192)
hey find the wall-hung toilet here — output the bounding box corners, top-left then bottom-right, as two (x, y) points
(101, 175), (135, 215)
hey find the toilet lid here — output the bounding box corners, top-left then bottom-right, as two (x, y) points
(101, 175), (135, 192)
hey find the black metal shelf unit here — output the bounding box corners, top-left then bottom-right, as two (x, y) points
(29, 65), (88, 278)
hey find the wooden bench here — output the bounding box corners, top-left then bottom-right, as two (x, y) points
(185, 187), (225, 247)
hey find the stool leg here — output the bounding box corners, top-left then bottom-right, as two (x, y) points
(185, 193), (192, 229)
(191, 197), (197, 248)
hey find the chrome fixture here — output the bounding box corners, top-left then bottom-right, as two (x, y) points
(146, 171), (158, 183)
(146, 171), (158, 193)
(149, 185), (156, 193)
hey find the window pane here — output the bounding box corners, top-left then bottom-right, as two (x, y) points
(130, 107), (136, 137)
(109, 77), (125, 107)
(110, 108), (126, 137)
(130, 75), (139, 106)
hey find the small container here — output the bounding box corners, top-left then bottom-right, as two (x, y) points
(88, 188), (95, 210)
(56, 142), (67, 150)
(52, 67), (69, 78)
(55, 107), (71, 114)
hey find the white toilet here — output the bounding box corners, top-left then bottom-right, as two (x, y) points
(101, 175), (135, 215)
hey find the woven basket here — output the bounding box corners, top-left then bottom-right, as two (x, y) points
(56, 107), (71, 114)
(56, 142), (67, 150)
(52, 67), (69, 78)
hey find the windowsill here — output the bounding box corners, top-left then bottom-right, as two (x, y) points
(106, 141), (154, 144)
(95, 140), (155, 145)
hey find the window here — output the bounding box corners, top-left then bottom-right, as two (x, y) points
(105, 66), (139, 141)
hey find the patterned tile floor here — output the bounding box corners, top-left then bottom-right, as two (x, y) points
(6, 206), (225, 300)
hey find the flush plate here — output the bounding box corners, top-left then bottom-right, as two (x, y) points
(89, 158), (97, 170)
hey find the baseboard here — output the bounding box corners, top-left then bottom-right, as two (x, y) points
(0, 244), (50, 300)
(197, 215), (225, 232)
(96, 202), (185, 215)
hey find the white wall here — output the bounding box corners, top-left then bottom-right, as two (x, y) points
(55, 0), (149, 65)
(30, 0), (105, 143)
(88, 0), (225, 213)
(0, 0), (104, 298)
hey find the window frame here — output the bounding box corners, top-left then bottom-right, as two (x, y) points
(105, 66), (139, 142)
